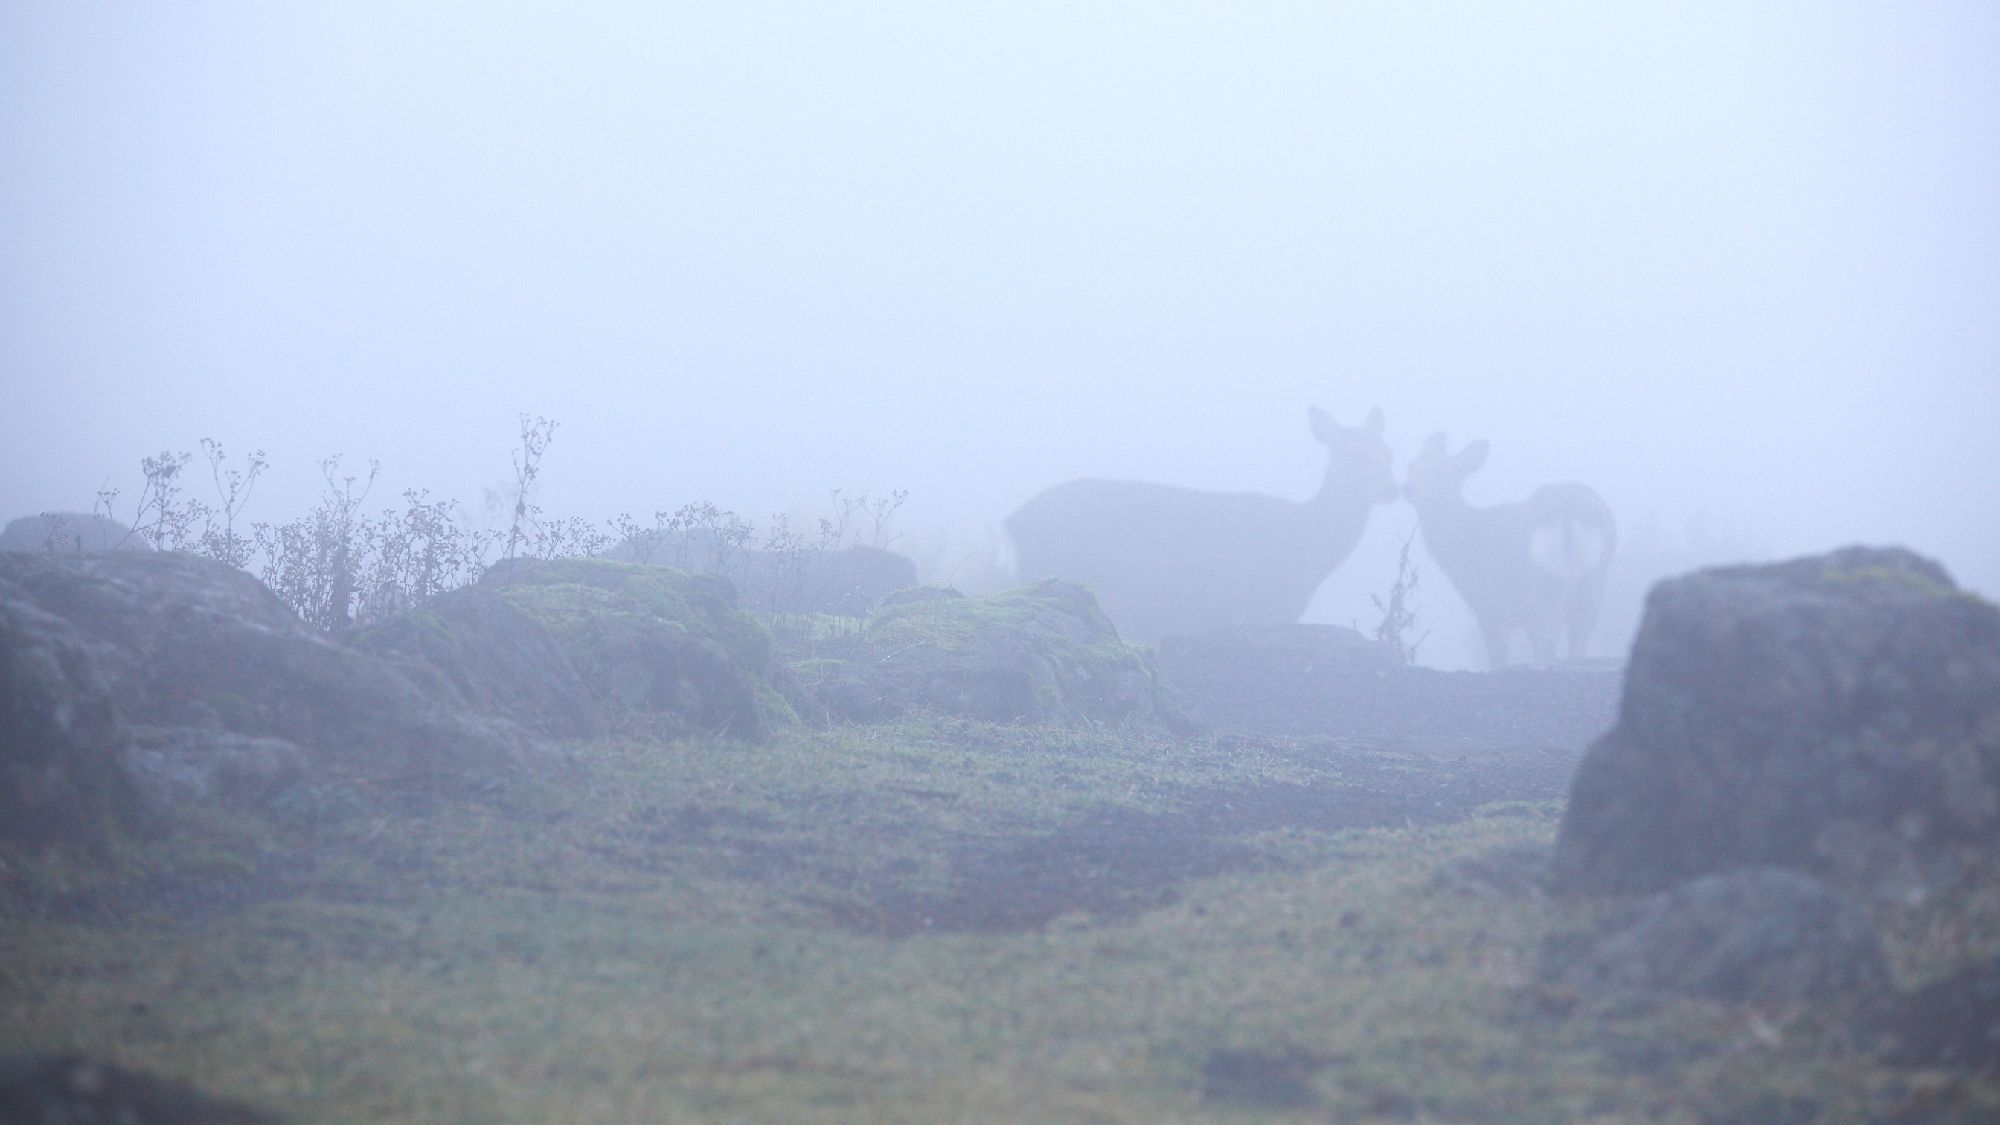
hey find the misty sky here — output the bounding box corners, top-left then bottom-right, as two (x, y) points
(5, 3), (1996, 667)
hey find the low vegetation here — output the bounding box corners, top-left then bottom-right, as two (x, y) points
(5, 715), (1993, 1122)
(55, 415), (915, 636)
(8, 431), (1997, 1122)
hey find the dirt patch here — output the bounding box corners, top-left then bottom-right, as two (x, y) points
(831, 741), (1577, 936)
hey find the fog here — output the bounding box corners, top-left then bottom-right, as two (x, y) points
(5, 3), (1996, 668)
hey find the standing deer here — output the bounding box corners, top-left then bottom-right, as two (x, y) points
(1403, 433), (1616, 669)
(1005, 406), (1398, 643)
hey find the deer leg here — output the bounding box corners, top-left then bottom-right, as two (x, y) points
(1481, 618), (1511, 670)
(1565, 579), (1603, 660)
(1528, 622), (1559, 665)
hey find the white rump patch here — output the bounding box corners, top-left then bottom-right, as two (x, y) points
(1529, 521), (1612, 580)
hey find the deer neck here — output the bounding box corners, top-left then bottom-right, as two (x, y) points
(1413, 494), (1481, 557)
(1310, 468), (1378, 516)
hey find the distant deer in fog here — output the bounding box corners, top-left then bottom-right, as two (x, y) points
(1403, 433), (1616, 669)
(1005, 407), (1399, 643)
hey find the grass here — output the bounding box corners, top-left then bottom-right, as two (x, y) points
(3, 715), (1996, 1122)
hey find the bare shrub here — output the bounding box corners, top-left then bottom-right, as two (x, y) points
(1370, 529), (1428, 666)
(503, 414), (557, 561)
(188, 438), (267, 568)
(362, 490), (497, 618)
(254, 457), (378, 633)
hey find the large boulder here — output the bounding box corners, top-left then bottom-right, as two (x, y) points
(0, 578), (146, 851)
(478, 557), (800, 740)
(798, 580), (1194, 729)
(0, 511), (150, 553)
(0, 552), (556, 835)
(606, 535), (919, 617)
(1540, 867), (1892, 1010)
(353, 584), (606, 741)
(1550, 546), (2000, 897)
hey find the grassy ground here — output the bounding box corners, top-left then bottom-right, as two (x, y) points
(2, 716), (1995, 1122)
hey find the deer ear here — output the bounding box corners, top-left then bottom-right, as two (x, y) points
(1309, 406), (1335, 443)
(1458, 439), (1490, 473)
(1363, 406), (1384, 435)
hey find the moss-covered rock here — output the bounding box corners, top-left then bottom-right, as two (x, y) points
(0, 551), (558, 844)
(1, 575), (147, 852)
(353, 585), (606, 742)
(479, 557), (799, 741)
(1552, 545), (2000, 899)
(798, 580), (1195, 730)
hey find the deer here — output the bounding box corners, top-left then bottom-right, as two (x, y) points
(1402, 432), (1617, 669)
(1005, 406), (1399, 644)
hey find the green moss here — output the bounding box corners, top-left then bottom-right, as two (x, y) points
(1825, 564), (1957, 598)
(482, 558), (792, 737)
(491, 557), (769, 663)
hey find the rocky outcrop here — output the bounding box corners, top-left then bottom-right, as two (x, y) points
(1158, 624), (1619, 750)
(0, 511), (150, 554)
(479, 557), (801, 740)
(1540, 867), (1891, 1010)
(1550, 546), (2000, 899)
(1, 578), (146, 850)
(794, 581), (1194, 730)
(353, 584), (606, 741)
(606, 536), (919, 617)
(1, 552), (558, 848)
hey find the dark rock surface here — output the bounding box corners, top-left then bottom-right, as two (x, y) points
(353, 584), (607, 741)
(480, 556), (800, 740)
(1550, 546), (2000, 897)
(1159, 623), (1621, 752)
(1540, 867), (1892, 1010)
(789, 581), (1193, 730)
(0, 1051), (275, 1124)
(1, 576), (146, 851)
(0, 552), (557, 839)
(0, 511), (150, 554)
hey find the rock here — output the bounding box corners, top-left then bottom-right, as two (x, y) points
(0, 551), (557, 828)
(0, 1051), (275, 1124)
(479, 556), (799, 740)
(797, 580), (1195, 730)
(352, 584), (606, 741)
(1159, 623), (1397, 690)
(1550, 546), (2000, 897)
(0, 576), (147, 851)
(0, 511), (151, 553)
(122, 728), (309, 811)
(606, 535), (919, 617)
(1860, 953), (2000, 1070)
(1540, 867), (1892, 1010)
(1158, 624), (1621, 750)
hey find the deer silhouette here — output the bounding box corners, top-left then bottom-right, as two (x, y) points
(1005, 407), (1398, 644)
(1403, 433), (1616, 669)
